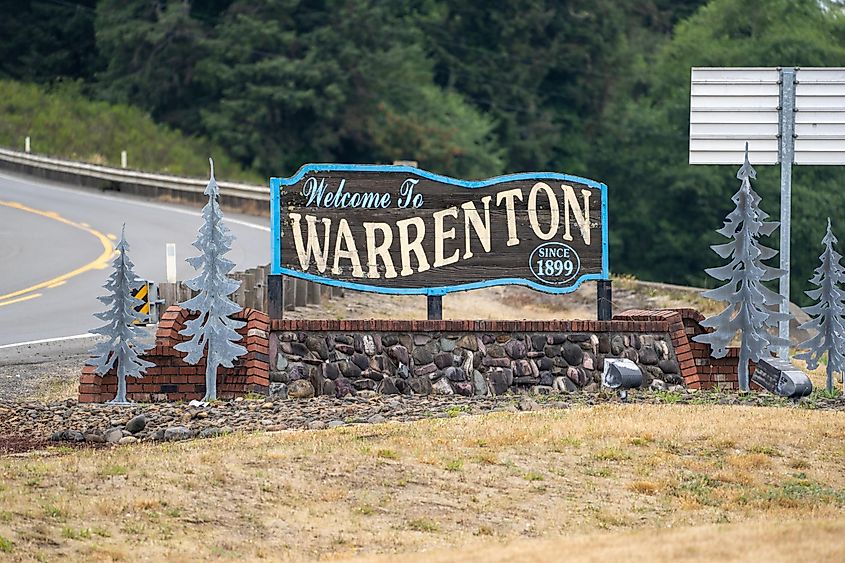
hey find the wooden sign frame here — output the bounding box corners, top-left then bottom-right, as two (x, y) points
(270, 164), (609, 297)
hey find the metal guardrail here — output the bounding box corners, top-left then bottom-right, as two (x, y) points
(0, 147), (269, 205)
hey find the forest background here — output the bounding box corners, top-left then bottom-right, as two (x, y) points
(2, 0), (844, 303)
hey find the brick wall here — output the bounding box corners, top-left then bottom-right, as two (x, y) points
(615, 308), (752, 390)
(78, 306), (753, 402)
(79, 306), (270, 402)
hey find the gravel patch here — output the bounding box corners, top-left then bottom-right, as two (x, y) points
(0, 353), (86, 402)
(1, 388), (843, 454)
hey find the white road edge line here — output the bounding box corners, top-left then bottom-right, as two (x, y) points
(0, 333), (103, 349)
(0, 169), (271, 232)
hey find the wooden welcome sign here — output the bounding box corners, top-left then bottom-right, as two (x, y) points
(270, 164), (608, 296)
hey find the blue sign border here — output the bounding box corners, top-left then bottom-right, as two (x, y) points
(270, 164), (609, 296)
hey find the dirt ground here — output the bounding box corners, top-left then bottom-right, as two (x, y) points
(304, 277), (724, 322)
(1, 404), (844, 561)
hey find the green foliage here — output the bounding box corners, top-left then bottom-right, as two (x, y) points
(194, 0), (502, 178)
(0, 80), (259, 182)
(0, 0), (97, 83)
(0, 534), (12, 553)
(3, 0), (844, 297)
(591, 0), (845, 303)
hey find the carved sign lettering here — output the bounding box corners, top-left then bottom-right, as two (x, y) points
(270, 165), (609, 295)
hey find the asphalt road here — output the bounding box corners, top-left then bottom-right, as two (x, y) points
(0, 169), (269, 347)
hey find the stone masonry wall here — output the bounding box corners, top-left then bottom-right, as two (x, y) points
(268, 318), (684, 398)
(614, 308), (754, 390)
(77, 307), (757, 402)
(79, 306), (270, 402)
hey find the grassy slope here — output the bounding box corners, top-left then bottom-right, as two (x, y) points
(0, 80), (262, 183)
(1, 404), (844, 561)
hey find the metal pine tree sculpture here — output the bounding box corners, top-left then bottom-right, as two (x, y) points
(174, 159), (246, 402)
(87, 225), (154, 404)
(795, 219), (845, 394)
(693, 145), (791, 391)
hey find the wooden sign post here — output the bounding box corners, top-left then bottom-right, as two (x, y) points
(268, 164), (610, 319)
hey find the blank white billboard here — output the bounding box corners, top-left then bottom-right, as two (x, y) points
(689, 67), (845, 165)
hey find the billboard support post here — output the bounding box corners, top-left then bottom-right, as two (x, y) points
(778, 67), (796, 359)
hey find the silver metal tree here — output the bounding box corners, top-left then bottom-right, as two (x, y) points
(693, 145), (791, 391)
(795, 218), (845, 394)
(87, 225), (154, 404)
(174, 159), (246, 402)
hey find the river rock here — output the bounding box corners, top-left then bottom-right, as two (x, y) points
(353, 378), (376, 391)
(562, 342), (584, 366)
(544, 345), (561, 358)
(104, 427), (123, 443)
(395, 378), (411, 394)
(444, 366), (466, 381)
(269, 382), (288, 398)
(488, 368), (513, 395)
(378, 377), (400, 395)
(531, 335), (548, 351)
(125, 415), (146, 434)
(512, 359), (534, 377)
(412, 346), (435, 365)
(340, 360), (362, 379)
(548, 334), (567, 345)
(431, 378), (454, 395)
(288, 363), (312, 381)
(622, 348), (639, 363)
(305, 336), (329, 360)
(487, 344), (506, 358)
(472, 370), (488, 395)
(288, 379), (316, 399)
(409, 376), (432, 395)
(275, 355), (289, 371)
(505, 340), (527, 359)
(434, 352), (456, 370)
(566, 366), (589, 387)
(388, 345), (410, 366)
(457, 335), (478, 351)
(658, 359), (679, 374)
(335, 343), (354, 355)
(414, 363), (437, 377)
(164, 426), (193, 441)
(610, 335), (624, 355)
(351, 353), (370, 371)
(554, 376), (578, 393)
(335, 377), (355, 398)
(322, 362), (341, 380)
(639, 346), (659, 365)
(453, 381), (473, 396)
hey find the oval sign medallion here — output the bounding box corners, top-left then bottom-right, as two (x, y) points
(529, 242), (581, 285)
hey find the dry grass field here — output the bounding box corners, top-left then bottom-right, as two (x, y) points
(2, 403), (844, 562)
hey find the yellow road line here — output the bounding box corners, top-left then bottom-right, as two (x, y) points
(0, 293), (42, 308)
(0, 201), (114, 304)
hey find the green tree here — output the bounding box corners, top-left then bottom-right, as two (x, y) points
(590, 0), (845, 303)
(199, 0), (502, 178)
(95, 0), (212, 130)
(0, 0), (97, 83)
